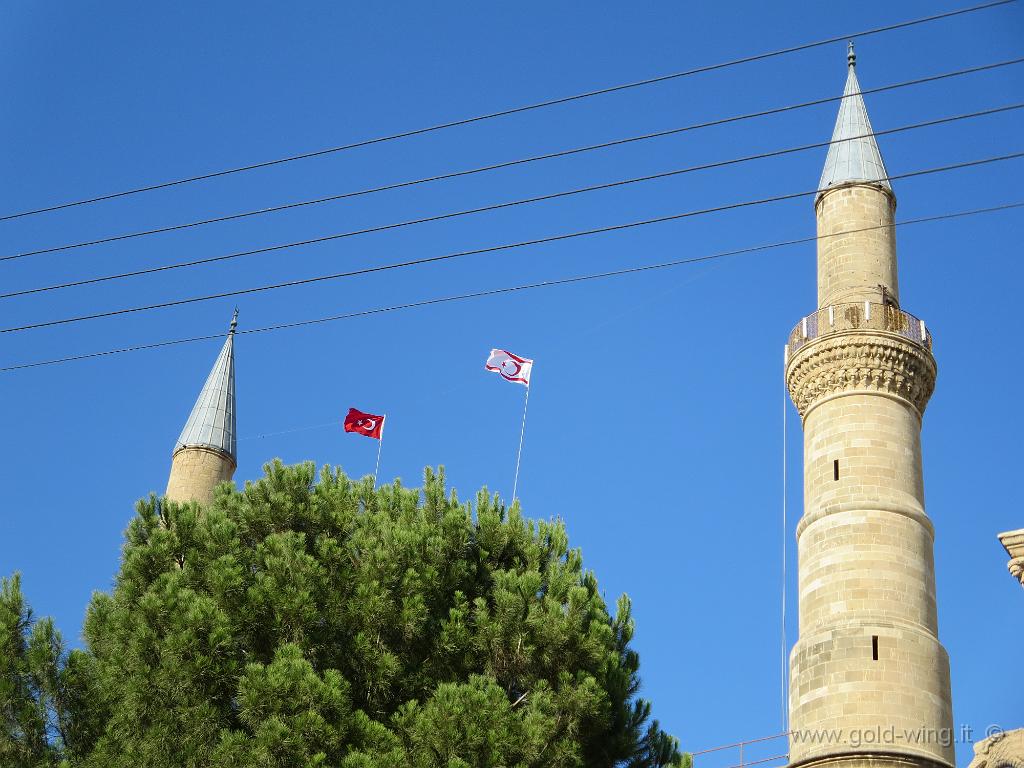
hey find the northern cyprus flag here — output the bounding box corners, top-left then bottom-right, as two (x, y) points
(485, 349), (533, 386)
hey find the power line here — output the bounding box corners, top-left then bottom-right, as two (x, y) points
(1, 153), (1020, 336)
(1, 201), (1019, 373)
(6, 57), (1021, 263)
(239, 420), (341, 442)
(0, 0), (1014, 224)
(4, 105), (1019, 300)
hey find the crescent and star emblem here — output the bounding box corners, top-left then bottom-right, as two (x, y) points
(500, 359), (522, 378)
(358, 418), (377, 430)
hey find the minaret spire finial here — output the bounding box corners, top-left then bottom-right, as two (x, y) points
(818, 40), (890, 196)
(172, 311), (238, 461)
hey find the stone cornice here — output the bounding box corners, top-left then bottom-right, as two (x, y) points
(786, 331), (937, 419)
(967, 727), (1024, 768)
(171, 443), (238, 472)
(815, 179), (897, 211)
(999, 529), (1024, 589)
(788, 747), (953, 768)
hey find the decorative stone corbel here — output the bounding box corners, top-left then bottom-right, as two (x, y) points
(999, 529), (1024, 589)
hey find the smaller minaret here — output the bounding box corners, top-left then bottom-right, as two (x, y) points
(165, 310), (238, 505)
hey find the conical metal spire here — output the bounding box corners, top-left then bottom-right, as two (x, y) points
(818, 42), (891, 195)
(175, 311), (237, 460)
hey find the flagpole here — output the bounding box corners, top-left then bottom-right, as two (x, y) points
(374, 417), (385, 486)
(512, 385), (530, 501)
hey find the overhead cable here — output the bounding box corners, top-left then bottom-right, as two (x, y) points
(1, 154), (1019, 336)
(5, 56), (1020, 262)
(1, 200), (1019, 373)
(3, 105), (1019, 301)
(0, 0), (1013, 223)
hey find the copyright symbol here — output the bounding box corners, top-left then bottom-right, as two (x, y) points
(986, 725), (1004, 738)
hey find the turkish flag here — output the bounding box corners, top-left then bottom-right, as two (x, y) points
(344, 408), (384, 439)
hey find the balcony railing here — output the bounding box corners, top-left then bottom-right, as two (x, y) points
(786, 301), (931, 359)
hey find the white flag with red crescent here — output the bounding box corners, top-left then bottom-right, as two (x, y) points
(485, 349), (533, 386)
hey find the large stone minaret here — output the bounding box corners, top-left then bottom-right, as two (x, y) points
(785, 45), (954, 768)
(165, 311), (238, 504)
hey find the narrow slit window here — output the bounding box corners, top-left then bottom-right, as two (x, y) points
(872, 635), (879, 661)
(833, 459), (840, 481)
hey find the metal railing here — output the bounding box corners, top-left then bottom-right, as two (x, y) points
(786, 301), (931, 359)
(691, 731), (790, 768)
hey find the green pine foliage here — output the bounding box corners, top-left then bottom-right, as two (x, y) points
(0, 572), (93, 768)
(6, 462), (688, 768)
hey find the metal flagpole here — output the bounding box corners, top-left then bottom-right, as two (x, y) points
(512, 385), (530, 500)
(781, 344), (789, 733)
(374, 417), (385, 486)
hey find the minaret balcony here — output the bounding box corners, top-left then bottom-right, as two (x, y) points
(785, 301), (937, 419)
(786, 301), (931, 359)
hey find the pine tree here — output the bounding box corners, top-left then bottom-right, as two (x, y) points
(0, 572), (95, 768)
(11, 462), (688, 768)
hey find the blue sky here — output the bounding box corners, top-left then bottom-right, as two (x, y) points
(1, 1), (1021, 763)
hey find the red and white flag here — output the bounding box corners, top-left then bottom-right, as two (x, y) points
(485, 349), (533, 386)
(344, 408), (385, 439)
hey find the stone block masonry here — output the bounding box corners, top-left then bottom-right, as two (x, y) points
(165, 446), (235, 505)
(816, 186), (899, 309)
